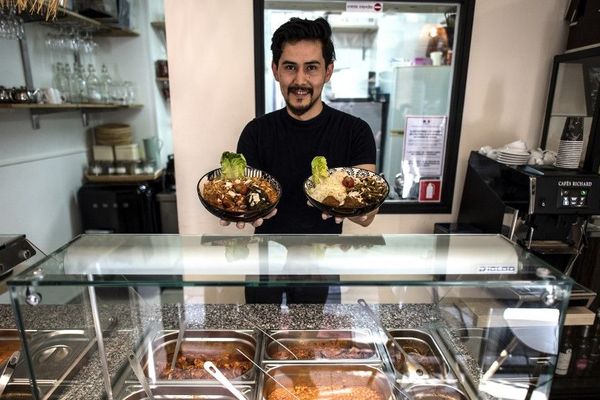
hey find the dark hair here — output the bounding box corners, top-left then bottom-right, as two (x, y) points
(271, 17), (336, 66)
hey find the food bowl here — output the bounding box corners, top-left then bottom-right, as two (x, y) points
(197, 166), (281, 222)
(304, 167), (389, 218)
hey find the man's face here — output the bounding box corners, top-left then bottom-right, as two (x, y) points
(272, 39), (333, 119)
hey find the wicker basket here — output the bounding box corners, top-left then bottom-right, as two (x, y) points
(95, 123), (133, 145)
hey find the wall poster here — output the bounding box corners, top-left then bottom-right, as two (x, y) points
(401, 116), (447, 201)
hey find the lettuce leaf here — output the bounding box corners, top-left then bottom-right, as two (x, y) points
(220, 151), (247, 180)
(311, 156), (329, 184)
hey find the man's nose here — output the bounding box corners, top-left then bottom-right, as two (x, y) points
(292, 69), (309, 84)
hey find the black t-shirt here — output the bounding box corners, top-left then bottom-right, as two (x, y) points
(237, 103), (376, 234)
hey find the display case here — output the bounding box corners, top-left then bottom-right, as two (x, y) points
(6, 234), (572, 400)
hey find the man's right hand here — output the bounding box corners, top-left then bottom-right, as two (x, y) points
(219, 208), (278, 229)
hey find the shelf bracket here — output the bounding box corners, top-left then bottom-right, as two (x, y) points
(29, 111), (40, 129)
(81, 110), (89, 127)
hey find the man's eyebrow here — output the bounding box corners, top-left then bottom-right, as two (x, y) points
(280, 60), (321, 66)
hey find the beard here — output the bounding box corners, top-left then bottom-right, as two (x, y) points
(286, 85), (317, 116)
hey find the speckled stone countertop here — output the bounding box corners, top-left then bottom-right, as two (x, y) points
(0, 303), (483, 400)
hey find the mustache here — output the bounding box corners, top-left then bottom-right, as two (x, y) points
(288, 85), (313, 94)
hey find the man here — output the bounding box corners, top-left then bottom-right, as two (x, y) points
(221, 17), (379, 234)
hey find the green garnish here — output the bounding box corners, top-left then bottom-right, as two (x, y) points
(220, 151), (247, 180)
(311, 156), (329, 184)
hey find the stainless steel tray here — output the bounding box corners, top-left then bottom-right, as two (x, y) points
(0, 330), (22, 369)
(261, 329), (380, 363)
(23, 329), (96, 382)
(257, 364), (395, 400)
(385, 329), (453, 381)
(121, 384), (254, 400)
(0, 382), (63, 400)
(3, 329), (96, 400)
(140, 330), (259, 384)
(0, 383), (34, 399)
(405, 382), (468, 400)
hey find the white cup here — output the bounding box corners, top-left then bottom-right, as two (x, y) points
(542, 151), (556, 165)
(506, 140), (527, 151)
(38, 88), (63, 104)
(430, 51), (443, 66)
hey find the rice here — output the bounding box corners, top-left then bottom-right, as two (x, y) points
(309, 170), (348, 203)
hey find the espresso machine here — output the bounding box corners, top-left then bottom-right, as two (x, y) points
(458, 151), (600, 305)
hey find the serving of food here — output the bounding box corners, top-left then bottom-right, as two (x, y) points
(267, 385), (385, 400)
(304, 156), (389, 218)
(197, 152), (281, 222)
(269, 339), (375, 360)
(263, 365), (391, 400)
(155, 342), (252, 380)
(389, 340), (443, 378)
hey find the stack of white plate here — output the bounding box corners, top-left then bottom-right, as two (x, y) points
(555, 140), (583, 169)
(497, 149), (530, 165)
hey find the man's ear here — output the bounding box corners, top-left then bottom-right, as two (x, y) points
(325, 62), (334, 83)
(271, 62), (280, 82)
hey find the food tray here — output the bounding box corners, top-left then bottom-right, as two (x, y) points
(258, 364), (395, 400)
(121, 384), (254, 400)
(21, 330), (96, 383)
(385, 329), (453, 382)
(140, 330), (260, 384)
(0, 330), (22, 368)
(7, 330), (96, 400)
(262, 329), (380, 363)
(405, 383), (469, 400)
(454, 327), (545, 380)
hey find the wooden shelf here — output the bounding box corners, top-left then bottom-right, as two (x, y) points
(0, 103), (142, 129)
(22, 3), (139, 37)
(85, 169), (163, 183)
(0, 103), (143, 110)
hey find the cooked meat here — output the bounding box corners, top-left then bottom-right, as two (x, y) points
(270, 340), (374, 360)
(340, 196), (362, 209)
(390, 340), (442, 376)
(156, 344), (253, 380)
(321, 196), (340, 207)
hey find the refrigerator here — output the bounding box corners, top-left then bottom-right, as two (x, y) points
(383, 65), (452, 198)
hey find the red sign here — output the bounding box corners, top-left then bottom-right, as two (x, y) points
(374, 2), (382, 11)
(418, 179), (442, 202)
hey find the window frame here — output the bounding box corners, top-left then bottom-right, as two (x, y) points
(253, 0), (475, 213)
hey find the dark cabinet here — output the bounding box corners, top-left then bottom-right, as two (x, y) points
(567, 0), (600, 50)
(77, 182), (161, 233)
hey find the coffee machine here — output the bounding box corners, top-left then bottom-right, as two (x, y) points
(458, 152), (600, 304)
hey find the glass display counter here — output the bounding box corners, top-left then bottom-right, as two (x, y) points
(6, 234), (572, 400)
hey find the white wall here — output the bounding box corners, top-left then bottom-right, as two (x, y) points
(165, 0), (256, 235)
(0, 2), (166, 253)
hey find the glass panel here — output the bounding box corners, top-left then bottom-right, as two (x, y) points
(545, 55), (600, 169)
(11, 234), (568, 286)
(263, 1), (460, 203)
(8, 234), (572, 400)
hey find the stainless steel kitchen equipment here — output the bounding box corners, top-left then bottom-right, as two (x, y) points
(0, 235), (39, 280)
(458, 151), (598, 305)
(6, 234), (574, 400)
